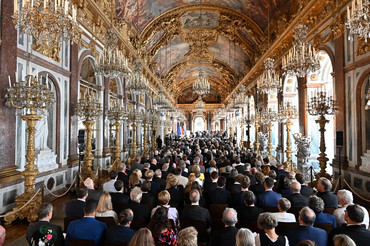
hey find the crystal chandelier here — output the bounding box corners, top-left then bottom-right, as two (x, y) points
(14, 0), (81, 62)
(153, 88), (168, 109)
(126, 60), (149, 95)
(195, 96), (205, 111)
(95, 28), (129, 78)
(258, 58), (282, 95)
(193, 68), (211, 95)
(282, 24), (321, 78)
(346, 0), (370, 42)
(234, 85), (248, 108)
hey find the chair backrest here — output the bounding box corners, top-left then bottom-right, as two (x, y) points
(209, 204), (228, 219)
(211, 219), (224, 234)
(95, 216), (117, 227)
(181, 219), (208, 242)
(314, 223), (333, 234)
(130, 218), (147, 231)
(262, 206), (279, 213)
(275, 222), (299, 236)
(68, 238), (96, 246)
(64, 217), (79, 233)
(104, 241), (128, 246)
(288, 207), (303, 221)
(112, 202), (127, 215)
(323, 207), (336, 215)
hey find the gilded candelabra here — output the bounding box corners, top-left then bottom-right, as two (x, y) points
(307, 89), (339, 179)
(108, 99), (125, 172)
(141, 111), (151, 156)
(13, 0), (81, 62)
(278, 102), (298, 171)
(76, 91), (102, 181)
(127, 108), (142, 161)
(251, 110), (263, 156)
(261, 108), (278, 160)
(149, 110), (159, 152)
(4, 72), (55, 224)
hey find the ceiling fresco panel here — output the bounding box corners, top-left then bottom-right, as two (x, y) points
(178, 87), (222, 104)
(176, 64), (223, 81)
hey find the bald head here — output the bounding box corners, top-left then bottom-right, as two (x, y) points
(222, 208), (238, 226)
(84, 178), (94, 189)
(299, 207), (316, 226)
(291, 181), (301, 193)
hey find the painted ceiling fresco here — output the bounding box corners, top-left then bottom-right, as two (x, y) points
(115, 0), (291, 104)
(116, 0), (290, 33)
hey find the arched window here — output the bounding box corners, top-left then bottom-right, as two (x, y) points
(306, 51), (335, 174)
(194, 116), (206, 132)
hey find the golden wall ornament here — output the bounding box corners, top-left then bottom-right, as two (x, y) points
(4, 72), (55, 224)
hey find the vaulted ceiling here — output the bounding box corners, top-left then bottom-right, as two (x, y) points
(115, 0), (295, 104)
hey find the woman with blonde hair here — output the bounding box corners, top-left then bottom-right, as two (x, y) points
(166, 173), (184, 208)
(333, 234), (356, 246)
(95, 193), (118, 224)
(127, 228), (155, 246)
(184, 173), (196, 194)
(151, 190), (179, 226)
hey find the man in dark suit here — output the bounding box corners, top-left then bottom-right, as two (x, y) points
(204, 171), (219, 206)
(210, 208), (239, 246)
(258, 177), (282, 207)
(317, 177), (338, 208)
(66, 200), (107, 246)
(153, 169), (166, 190)
(124, 187), (150, 224)
(84, 178), (103, 203)
(117, 163), (131, 189)
(26, 203), (64, 246)
(236, 191), (264, 227)
(140, 181), (156, 207)
(296, 173), (314, 197)
(130, 156), (144, 171)
(208, 176), (231, 205)
(144, 169), (161, 194)
(276, 164), (289, 178)
(110, 180), (129, 203)
(180, 189), (212, 229)
(329, 204), (370, 246)
(65, 186), (88, 218)
(287, 181), (309, 207)
(287, 207), (327, 246)
(105, 209), (136, 243)
(242, 163), (256, 186)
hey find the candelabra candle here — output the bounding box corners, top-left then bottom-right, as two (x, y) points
(278, 102), (298, 171)
(307, 89), (338, 179)
(258, 58), (283, 95)
(76, 92), (103, 120)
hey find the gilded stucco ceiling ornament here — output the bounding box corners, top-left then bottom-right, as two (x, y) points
(356, 37), (370, 56)
(182, 29), (217, 60)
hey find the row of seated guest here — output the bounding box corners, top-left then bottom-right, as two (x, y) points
(27, 198), (369, 246)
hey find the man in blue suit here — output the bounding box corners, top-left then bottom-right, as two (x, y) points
(106, 209), (136, 243)
(287, 207), (328, 246)
(258, 177), (282, 207)
(66, 200), (107, 246)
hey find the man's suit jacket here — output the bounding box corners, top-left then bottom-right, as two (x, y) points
(26, 221), (64, 246)
(250, 183), (265, 196)
(180, 205), (212, 228)
(244, 173), (256, 186)
(117, 171), (130, 188)
(210, 226), (239, 246)
(329, 225), (370, 246)
(130, 162), (143, 171)
(149, 180), (161, 194)
(235, 165), (245, 174)
(236, 206), (264, 227)
(287, 225), (328, 246)
(228, 183), (241, 194)
(105, 225), (136, 243)
(153, 176), (166, 190)
(110, 192), (129, 204)
(258, 190), (282, 207)
(287, 192), (309, 207)
(167, 186), (184, 207)
(315, 212), (337, 228)
(317, 191), (338, 208)
(66, 217), (107, 246)
(300, 184), (314, 197)
(276, 169), (289, 178)
(209, 188), (231, 205)
(141, 192), (156, 207)
(86, 189), (103, 203)
(65, 200), (85, 218)
(124, 201), (150, 224)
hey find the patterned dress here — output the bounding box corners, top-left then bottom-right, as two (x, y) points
(153, 228), (177, 246)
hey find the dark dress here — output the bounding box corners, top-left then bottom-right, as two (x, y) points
(260, 233), (286, 246)
(153, 228), (177, 246)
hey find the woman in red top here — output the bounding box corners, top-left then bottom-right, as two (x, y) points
(148, 206), (177, 246)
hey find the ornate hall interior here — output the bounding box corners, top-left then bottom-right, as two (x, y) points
(0, 0), (370, 242)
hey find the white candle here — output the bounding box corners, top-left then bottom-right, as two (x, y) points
(46, 74), (49, 88)
(8, 76), (12, 87)
(64, 0), (68, 15)
(14, 0), (17, 13)
(21, 0), (24, 8)
(44, 0), (47, 9)
(347, 6), (350, 21)
(31, 0), (33, 7)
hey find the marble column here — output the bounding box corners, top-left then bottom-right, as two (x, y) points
(0, 0), (20, 181)
(297, 77), (308, 135)
(103, 77), (110, 156)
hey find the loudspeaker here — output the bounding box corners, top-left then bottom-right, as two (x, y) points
(336, 131), (343, 147)
(78, 130), (85, 144)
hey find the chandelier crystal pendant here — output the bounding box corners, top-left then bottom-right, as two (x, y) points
(193, 68), (211, 95)
(346, 0), (370, 42)
(13, 0), (81, 62)
(95, 28), (129, 78)
(126, 60), (149, 96)
(258, 58), (282, 95)
(282, 24), (321, 78)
